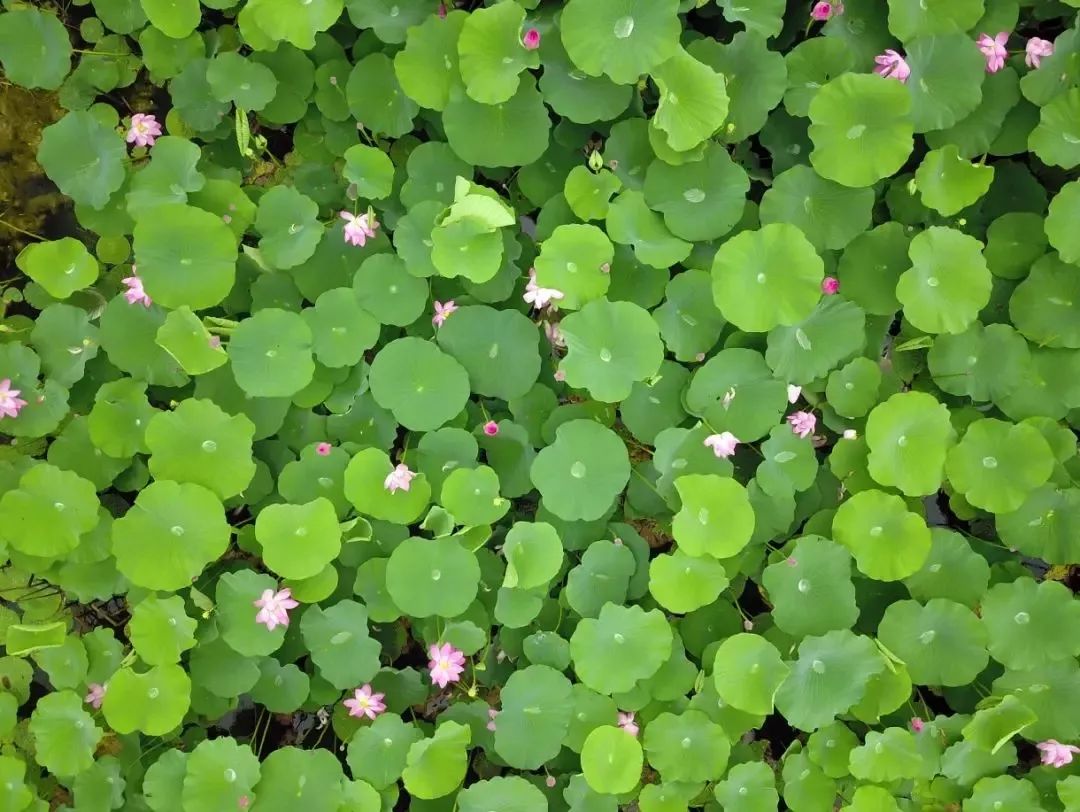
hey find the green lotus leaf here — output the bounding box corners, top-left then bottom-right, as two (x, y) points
(386, 537), (479, 619)
(128, 595), (196, 666)
(0, 463), (98, 558)
(685, 348), (788, 441)
(300, 288), (379, 369)
(29, 302), (99, 386)
(15, 238), (98, 300)
(206, 52), (277, 111)
(28, 691), (101, 777)
(716, 0), (784, 37)
(402, 721), (471, 800)
(761, 165), (874, 253)
(250, 659), (309, 714)
(344, 447), (432, 524)
(559, 299), (663, 402)
(993, 660), (1080, 743)
(228, 308), (314, 397)
(0, 7), (71, 89)
(539, 33), (633, 124)
(877, 598), (988, 687)
(141, 0), (199, 37)
(964, 776), (1042, 812)
(155, 306), (228, 375)
(342, 0), (426, 42)
(711, 223), (824, 333)
(826, 357), (883, 419)
(644, 145), (746, 243)
(905, 33), (987, 132)
(1010, 253), (1080, 349)
(458, 777), (545, 812)
(351, 253), (427, 327)
(457, 1), (538, 105)
(783, 38), (854, 117)
(979, 578), (1080, 670)
(756, 424), (820, 497)
(394, 11), (466, 111)
(650, 46), (729, 152)
(494, 665), (573, 769)
(945, 418), (1054, 513)
(86, 377), (154, 459)
(712, 634), (789, 716)
(962, 694), (1037, 754)
(849, 727), (926, 785)
(343, 51), (417, 137)
(180, 737), (260, 812)
(0, 754), (31, 812)
(249, 747), (344, 811)
(865, 391), (955, 497)
(435, 305), (541, 401)
(112, 480), (230, 590)
(765, 297), (866, 386)
(651, 276), (725, 364)
(102, 664), (190, 735)
(1029, 88), (1080, 169)
(649, 549), (728, 614)
(714, 762), (779, 812)
(645, 710), (729, 782)
(887, 0), (984, 40)
(246, 0), (342, 50)
(915, 144), (995, 216)
(340, 145), (394, 201)
(690, 32), (786, 143)
(533, 224), (614, 310)
(37, 111), (126, 209)
(896, 227), (991, 335)
(369, 337), (470, 431)
(255, 498), (341, 580)
(32, 635), (87, 691)
(570, 603), (673, 695)
(48, 418), (127, 490)
(530, 420), (629, 521)
(926, 322), (1030, 404)
(255, 186), (323, 271)
(566, 540), (635, 619)
(997, 485), (1080, 565)
(1045, 179), (1080, 265)
(502, 521), (563, 591)
(347, 714), (423, 790)
(213, 570), (288, 657)
(581, 726), (643, 794)
(443, 78), (550, 168)
(300, 600), (381, 689)
(606, 190), (693, 269)
(762, 535), (859, 638)
(774, 630), (886, 732)
(561, 0), (680, 85)
(440, 466), (510, 526)
(832, 489), (931, 581)
(903, 529), (990, 609)
(808, 73), (914, 188)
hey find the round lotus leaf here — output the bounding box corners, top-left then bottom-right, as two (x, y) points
(886, 0), (985, 40)
(672, 474), (755, 559)
(559, 299), (664, 402)
(440, 465), (510, 526)
(344, 50), (417, 137)
(826, 358), (882, 418)
(347, 713), (423, 790)
(48, 418), (127, 491)
(878, 598), (988, 687)
(649, 549), (728, 614)
(102, 664), (190, 735)
(712, 634), (789, 716)
(964, 776), (1042, 812)
(905, 33), (986, 133)
(30, 301), (100, 386)
(344, 448), (432, 524)
(499, 521), (562, 591)
(37, 111), (126, 209)
(1010, 253), (1080, 349)
(832, 489), (931, 581)
(457, 1), (538, 105)
(926, 322), (1031, 404)
(211, 569), (286, 658)
(761, 165), (874, 252)
(997, 485), (1080, 565)
(865, 391), (955, 497)
(650, 46), (730, 152)
(570, 603), (673, 695)
(981, 578), (1080, 671)
(458, 776), (545, 812)
(250, 659), (309, 714)
(155, 306), (228, 375)
(344, 0), (427, 43)
(645, 710), (730, 783)
(606, 190), (692, 269)
(783, 38), (854, 117)
(774, 630), (886, 732)
(765, 297), (867, 386)
(836, 223), (911, 316)
(386, 537), (479, 619)
(249, 747), (343, 811)
(28, 691), (102, 777)
(533, 224), (613, 310)
(643, 145), (748, 243)
(539, 34), (633, 125)
(711, 223), (824, 332)
(254, 186), (323, 271)
(762, 535), (860, 638)
(351, 253), (427, 327)
(112, 480), (230, 590)
(394, 11), (466, 112)
(15, 238), (98, 300)
(206, 51), (277, 110)
(443, 78), (550, 167)
(581, 725), (643, 794)
(566, 540), (635, 619)
(300, 288), (379, 369)
(1045, 179), (1080, 265)
(561, 0), (680, 85)
(896, 227), (991, 335)
(915, 144), (995, 216)
(141, 0), (199, 37)
(435, 306), (541, 401)
(181, 737), (260, 812)
(255, 498), (341, 580)
(228, 308), (314, 397)
(300, 600), (381, 690)
(0, 463), (98, 559)
(620, 365), (690, 447)
(369, 338), (470, 431)
(530, 420), (629, 522)
(808, 73), (914, 188)
(714, 762), (780, 812)
(494, 665), (574, 769)
(0, 7), (72, 89)
(402, 721), (472, 800)
(685, 349), (787, 441)
(691, 31), (786, 142)
(945, 418), (1053, 514)
(848, 727), (925, 784)
(903, 528), (990, 610)
(128, 595), (196, 666)
(1029, 88), (1080, 169)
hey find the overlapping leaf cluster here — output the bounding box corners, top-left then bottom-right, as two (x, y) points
(1, 0), (1080, 810)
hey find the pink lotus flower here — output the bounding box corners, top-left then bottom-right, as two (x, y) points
(910, 717), (925, 733)
(524, 269), (565, 310)
(483, 421), (499, 436)
(85, 683), (107, 709)
(553, 368), (566, 382)
(821, 276), (840, 295)
(341, 211), (378, 247)
(0, 379), (28, 420)
(787, 384), (802, 404)
(126, 113), (162, 148)
(1026, 37), (1054, 69)
(522, 28), (541, 50)
(433, 299), (457, 328)
(617, 711), (639, 737)
(316, 442), (332, 456)
(874, 50), (911, 82)
(704, 432), (739, 459)
(977, 32), (1009, 73)
(384, 463), (416, 494)
(545, 776), (556, 788)
(428, 642), (466, 689)
(810, 1), (842, 21)
(344, 684), (386, 720)
(1037, 740), (1080, 768)
(122, 273), (152, 307)
(486, 707), (499, 731)
(253, 587), (299, 631)
(787, 411), (817, 439)
(437, 2), (447, 18)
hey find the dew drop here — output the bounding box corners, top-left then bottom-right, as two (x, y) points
(681, 737), (692, 748)
(171, 525), (184, 536)
(201, 439), (217, 452)
(148, 687), (159, 699)
(811, 659), (826, 674)
(982, 456), (998, 469)
(797, 578), (810, 594)
(846, 124), (866, 140)
(897, 435), (908, 447)
(318, 476), (333, 488)
(53, 501), (65, 512)
(431, 569), (442, 581)
(599, 348), (612, 362)
(570, 461), (586, 479)
(756, 272), (767, 284)
(926, 277), (939, 288)
(295, 526), (308, 537)
(870, 525), (883, 537)
(1014, 611), (1030, 625)
(919, 630), (936, 644)
(683, 188), (705, 203)
(613, 15), (635, 38)
(613, 633), (625, 644)
(224, 769), (237, 783)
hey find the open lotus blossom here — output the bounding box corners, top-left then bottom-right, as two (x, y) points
(810, 1), (842, 21)
(122, 273), (152, 307)
(84, 683), (107, 709)
(428, 642), (466, 689)
(126, 113), (162, 148)
(787, 384), (802, 404)
(522, 27), (541, 50)
(384, 463), (416, 494)
(253, 587), (299, 631)
(483, 420), (499, 436)
(341, 210), (378, 247)
(486, 707), (499, 731)
(910, 717), (925, 733)
(617, 711), (639, 737)
(316, 442), (332, 456)
(344, 684), (386, 720)
(1026, 37), (1054, 68)
(523, 269), (565, 310)
(787, 411), (817, 439)
(977, 32), (1009, 73)
(704, 431), (739, 459)
(874, 49), (911, 82)
(0, 379), (28, 420)
(432, 299), (457, 328)
(1038, 740), (1080, 768)
(821, 276), (840, 295)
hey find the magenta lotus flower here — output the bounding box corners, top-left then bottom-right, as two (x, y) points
(384, 463), (416, 494)
(910, 717), (925, 733)
(704, 431), (739, 459)
(787, 411), (817, 439)
(617, 711), (639, 737)
(787, 384), (802, 404)
(482, 420), (499, 436)
(344, 684), (386, 720)
(428, 642), (466, 689)
(1026, 37), (1054, 68)
(253, 587), (299, 631)
(126, 113), (162, 148)
(1038, 740), (1080, 768)
(432, 299), (458, 328)
(122, 273), (152, 307)
(874, 49), (911, 82)
(977, 32), (1009, 73)
(0, 379), (28, 420)
(84, 683), (107, 710)
(341, 210), (378, 247)
(437, 2), (447, 18)
(821, 276), (840, 295)
(524, 269), (565, 310)
(522, 27), (541, 50)
(316, 442), (332, 456)
(810, 1), (842, 21)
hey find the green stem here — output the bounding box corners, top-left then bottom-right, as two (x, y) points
(0, 217), (44, 241)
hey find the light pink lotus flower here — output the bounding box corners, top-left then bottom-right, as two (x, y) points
(341, 211), (378, 247)
(432, 300), (457, 328)
(787, 384), (802, 404)
(254, 587), (299, 631)
(1037, 740), (1080, 768)
(910, 717), (925, 733)
(209, 336), (222, 349)
(874, 50), (911, 82)
(0, 379), (28, 420)
(543, 320), (565, 349)
(126, 113), (162, 148)
(787, 411), (817, 439)
(344, 684), (386, 720)
(522, 28), (541, 50)
(316, 442), (332, 456)
(85, 683), (107, 709)
(553, 368), (566, 382)
(977, 32), (1009, 73)
(821, 276), (840, 295)
(486, 707), (499, 731)
(122, 273), (152, 307)
(617, 711), (639, 737)
(545, 775), (556, 788)
(704, 432), (739, 459)
(384, 463), (416, 494)
(1026, 37), (1054, 68)
(524, 269), (565, 310)
(810, 1), (842, 21)
(428, 642), (466, 689)
(483, 421), (499, 436)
